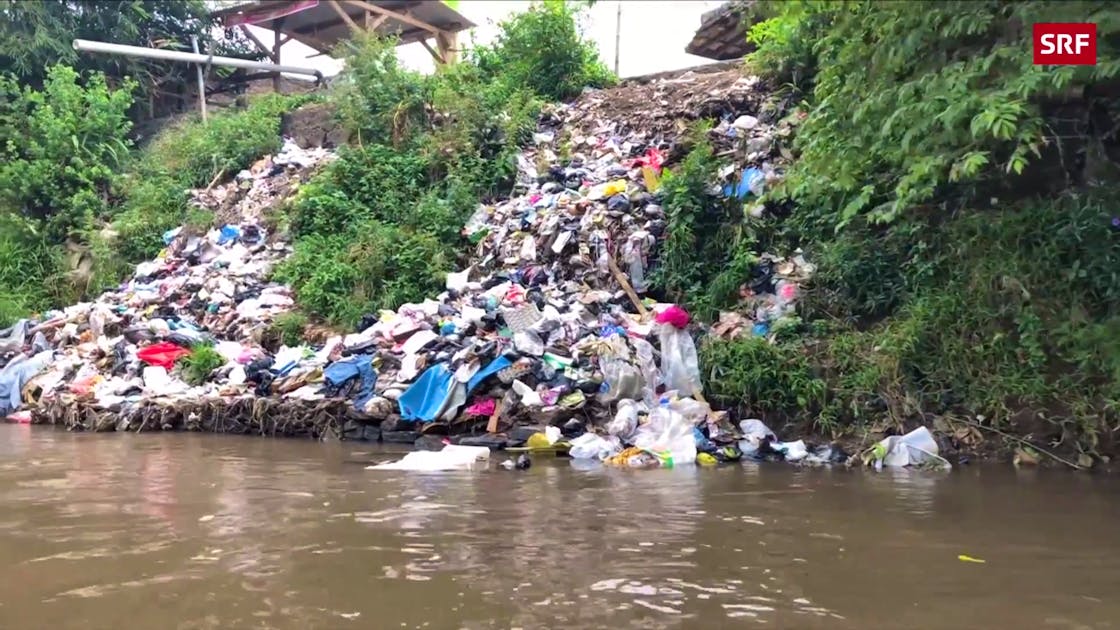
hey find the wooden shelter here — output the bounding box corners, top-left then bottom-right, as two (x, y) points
(211, 1), (474, 90)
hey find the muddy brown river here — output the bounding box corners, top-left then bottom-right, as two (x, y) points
(0, 425), (1117, 629)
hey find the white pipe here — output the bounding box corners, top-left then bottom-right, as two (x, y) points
(190, 36), (208, 122)
(73, 39), (323, 81)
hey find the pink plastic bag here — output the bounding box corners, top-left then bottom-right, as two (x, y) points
(465, 398), (497, 417)
(655, 304), (691, 329)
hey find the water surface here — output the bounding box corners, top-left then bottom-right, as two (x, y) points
(0, 425), (1116, 629)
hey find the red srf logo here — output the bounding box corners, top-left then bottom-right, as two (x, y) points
(1033, 23), (1097, 65)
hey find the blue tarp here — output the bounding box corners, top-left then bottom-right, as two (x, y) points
(0, 351), (53, 416)
(398, 355), (513, 422)
(467, 355), (512, 393)
(398, 363), (455, 422)
(723, 167), (764, 199)
(323, 354), (378, 411)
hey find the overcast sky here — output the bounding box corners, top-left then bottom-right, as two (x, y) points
(247, 1), (725, 79)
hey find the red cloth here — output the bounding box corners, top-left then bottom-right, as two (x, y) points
(137, 342), (191, 369)
(655, 304), (691, 329)
(629, 147), (665, 173)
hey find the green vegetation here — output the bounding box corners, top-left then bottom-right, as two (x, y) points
(277, 3), (611, 327)
(0, 1), (251, 106)
(691, 0), (1120, 455)
(270, 311), (310, 348)
(178, 343), (225, 386)
(10, 0), (1113, 457)
(111, 92), (314, 266)
(0, 68), (311, 322)
(471, 0), (615, 100)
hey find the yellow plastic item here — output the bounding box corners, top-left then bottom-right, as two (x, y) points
(602, 179), (628, 197)
(697, 452), (718, 466)
(642, 166), (661, 193)
(526, 433), (552, 449)
(958, 554), (986, 564)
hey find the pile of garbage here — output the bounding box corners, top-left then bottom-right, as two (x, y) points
(0, 65), (948, 470)
(0, 140), (369, 438)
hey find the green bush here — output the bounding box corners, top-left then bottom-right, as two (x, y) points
(747, 0), (1120, 228)
(271, 311), (309, 347)
(178, 343), (225, 386)
(274, 222), (450, 328)
(334, 34), (428, 147)
(471, 1), (615, 101)
(700, 336), (826, 415)
(0, 65), (134, 240)
(733, 0), (1120, 453)
(0, 215), (61, 326)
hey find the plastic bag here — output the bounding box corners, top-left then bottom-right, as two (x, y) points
(137, 342), (190, 370)
(738, 419), (776, 457)
(569, 433), (622, 460)
(599, 357), (643, 402)
(513, 330), (544, 356)
(631, 339), (661, 406)
(632, 405), (698, 466)
(658, 325), (702, 397)
(607, 399), (640, 439)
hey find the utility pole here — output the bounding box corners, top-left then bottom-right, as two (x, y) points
(613, 1), (622, 76)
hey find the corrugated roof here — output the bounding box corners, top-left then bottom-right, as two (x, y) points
(212, 0), (474, 52)
(685, 1), (756, 61)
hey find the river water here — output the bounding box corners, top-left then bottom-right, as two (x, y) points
(0, 425), (1117, 629)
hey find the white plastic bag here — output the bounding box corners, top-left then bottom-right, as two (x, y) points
(738, 419), (776, 457)
(631, 338), (662, 406)
(369, 444), (490, 471)
(607, 399), (640, 438)
(569, 433), (622, 460)
(658, 324), (702, 397)
(632, 405), (697, 466)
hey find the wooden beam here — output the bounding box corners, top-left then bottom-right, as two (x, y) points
(279, 34), (293, 46)
(365, 12), (389, 31)
(239, 25), (272, 56)
(418, 38), (444, 65)
(341, 0), (439, 34)
(326, 0), (361, 33)
(289, 32), (335, 53)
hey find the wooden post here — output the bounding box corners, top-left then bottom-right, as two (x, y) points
(436, 30), (457, 64)
(272, 17), (285, 93)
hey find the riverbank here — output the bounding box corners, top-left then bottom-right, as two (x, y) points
(5, 17), (1116, 471)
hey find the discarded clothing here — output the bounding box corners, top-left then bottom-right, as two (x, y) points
(323, 354), (378, 411)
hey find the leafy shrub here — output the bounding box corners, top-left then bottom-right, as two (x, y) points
(334, 34), (428, 147)
(700, 336), (826, 414)
(0, 65), (134, 240)
(0, 215), (61, 326)
(178, 343), (225, 386)
(143, 92), (313, 188)
(271, 311), (309, 347)
(273, 222), (450, 328)
(471, 1), (615, 101)
(748, 0), (1120, 228)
